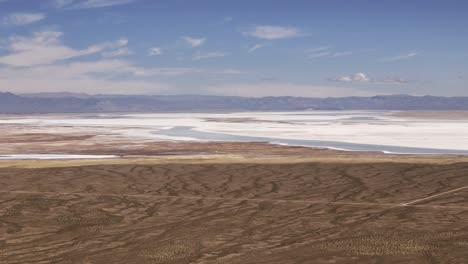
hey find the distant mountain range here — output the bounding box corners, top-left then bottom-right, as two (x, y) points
(1, 92), (468, 113)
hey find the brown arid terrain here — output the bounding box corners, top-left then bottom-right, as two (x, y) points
(1, 150), (468, 263)
(1, 121), (468, 264)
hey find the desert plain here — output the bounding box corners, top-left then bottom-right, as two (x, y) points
(1, 111), (468, 264)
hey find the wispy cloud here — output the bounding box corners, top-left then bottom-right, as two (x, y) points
(305, 46), (330, 59)
(182, 36), (206, 48)
(193, 51), (227, 60)
(243, 25), (301, 40)
(102, 47), (133, 57)
(306, 46), (330, 53)
(331, 51), (353, 57)
(0, 30), (128, 67)
(328, 72), (409, 84)
(0, 60), (246, 94)
(383, 52), (419, 61)
(0, 30), (246, 94)
(61, 0), (137, 9)
(248, 43), (266, 53)
(219, 16), (233, 24)
(306, 46), (355, 59)
(131, 67), (203, 77)
(0, 60), (174, 94)
(148, 47), (162, 56)
(2, 13), (45, 26)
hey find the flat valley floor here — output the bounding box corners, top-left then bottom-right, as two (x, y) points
(1, 151), (468, 264)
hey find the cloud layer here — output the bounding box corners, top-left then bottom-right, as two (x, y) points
(329, 73), (409, 84)
(383, 52), (419, 61)
(243, 26), (301, 40)
(56, 0), (137, 9)
(2, 13), (45, 26)
(248, 44), (266, 53)
(306, 46), (354, 59)
(0, 30), (244, 94)
(182, 36), (206, 47)
(0, 31), (127, 67)
(0, 1), (439, 97)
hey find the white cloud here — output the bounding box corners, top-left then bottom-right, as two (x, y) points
(2, 13), (45, 26)
(132, 67), (244, 77)
(65, 0), (137, 9)
(0, 59), (172, 94)
(329, 73), (409, 84)
(329, 73), (370, 82)
(248, 43), (266, 53)
(383, 52), (419, 61)
(0, 76), (172, 95)
(0, 30), (128, 67)
(0, 57), (234, 81)
(182, 36), (206, 47)
(148, 47), (162, 56)
(243, 25), (301, 40)
(0, 30), (246, 94)
(193, 51), (226, 60)
(102, 47), (133, 57)
(0, 57), (246, 94)
(352, 73), (369, 82)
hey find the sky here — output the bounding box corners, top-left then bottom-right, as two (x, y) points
(0, 0), (467, 97)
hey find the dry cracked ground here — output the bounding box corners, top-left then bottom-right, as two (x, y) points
(1, 155), (468, 264)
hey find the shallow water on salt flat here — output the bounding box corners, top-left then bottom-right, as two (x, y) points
(1, 111), (467, 154)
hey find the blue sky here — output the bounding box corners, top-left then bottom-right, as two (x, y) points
(0, 0), (467, 97)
